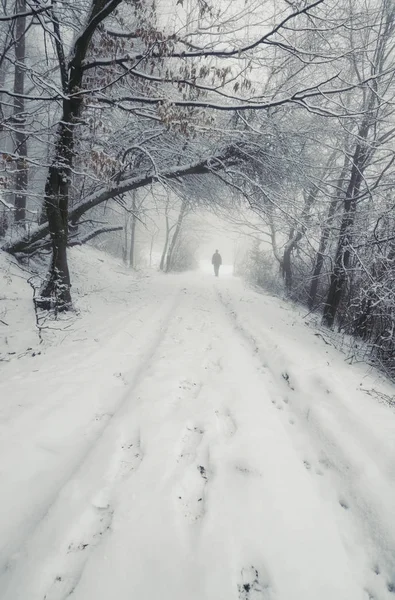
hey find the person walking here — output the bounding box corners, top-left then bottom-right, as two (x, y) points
(212, 249), (222, 277)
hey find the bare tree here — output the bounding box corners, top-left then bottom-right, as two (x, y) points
(322, 2), (395, 327)
(12, 0), (27, 224)
(37, 0), (123, 308)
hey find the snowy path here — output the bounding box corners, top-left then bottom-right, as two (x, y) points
(1, 271), (395, 600)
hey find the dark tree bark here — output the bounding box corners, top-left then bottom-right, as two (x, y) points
(282, 238), (294, 292)
(308, 156), (349, 308)
(308, 196), (338, 309)
(13, 0), (28, 223)
(353, 297), (373, 339)
(37, 0), (123, 309)
(39, 132), (73, 308)
(322, 143), (366, 327)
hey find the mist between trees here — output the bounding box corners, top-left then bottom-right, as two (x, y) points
(1, 0), (395, 375)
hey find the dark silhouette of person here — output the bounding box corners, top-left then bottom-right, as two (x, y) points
(212, 249), (222, 277)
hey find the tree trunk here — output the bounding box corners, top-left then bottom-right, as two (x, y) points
(123, 213), (128, 264)
(322, 10), (391, 326)
(281, 186), (319, 294)
(322, 145), (365, 327)
(38, 0), (123, 309)
(160, 215), (170, 271)
(38, 151), (72, 309)
(165, 200), (187, 272)
(13, 0), (28, 224)
(282, 243), (294, 292)
(308, 156), (349, 309)
(149, 231), (156, 267)
(308, 198), (338, 309)
(129, 193), (136, 268)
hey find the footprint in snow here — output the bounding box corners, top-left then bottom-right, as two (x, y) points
(238, 565), (271, 599)
(176, 463), (209, 523)
(215, 409), (237, 437)
(206, 357), (223, 373)
(366, 573), (395, 598)
(281, 372), (294, 391)
(235, 464), (262, 477)
(117, 437), (143, 480)
(43, 505), (113, 600)
(372, 564), (380, 575)
(114, 372), (127, 385)
(177, 425), (204, 463)
(44, 433), (143, 599)
(179, 379), (197, 391)
(303, 459), (324, 476)
(339, 498), (349, 510)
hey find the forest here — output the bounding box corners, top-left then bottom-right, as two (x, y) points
(1, 0), (395, 375)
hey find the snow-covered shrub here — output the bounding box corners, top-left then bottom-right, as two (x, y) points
(240, 242), (284, 295)
(170, 239), (199, 272)
(342, 253), (395, 377)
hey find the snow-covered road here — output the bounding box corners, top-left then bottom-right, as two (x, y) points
(1, 265), (395, 600)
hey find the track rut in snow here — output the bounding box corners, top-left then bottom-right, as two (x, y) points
(2, 276), (395, 600)
(0, 291), (181, 599)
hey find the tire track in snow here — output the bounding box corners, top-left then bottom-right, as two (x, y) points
(4, 284), (230, 599)
(216, 286), (395, 599)
(5, 278), (384, 600)
(42, 433), (143, 600)
(0, 289), (183, 599)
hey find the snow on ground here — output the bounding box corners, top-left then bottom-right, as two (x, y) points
(0, 248), (395, 600)
(0, 252), (38, 359)
(199, 259), (234, 276)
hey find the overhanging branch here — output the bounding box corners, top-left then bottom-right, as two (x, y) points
(3, 146), (240, 255)
(68, 226), (123, 246)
